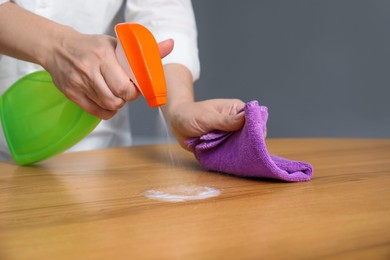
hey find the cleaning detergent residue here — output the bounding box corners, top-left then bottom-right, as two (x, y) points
(143, 185), (221, 202)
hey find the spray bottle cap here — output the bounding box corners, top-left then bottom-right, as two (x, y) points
(115, 23), (167, 107)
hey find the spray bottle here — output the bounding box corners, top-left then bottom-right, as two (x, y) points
(0, 23), (167, 165)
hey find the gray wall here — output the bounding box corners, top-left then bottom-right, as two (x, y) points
(129, 0), (390, 144)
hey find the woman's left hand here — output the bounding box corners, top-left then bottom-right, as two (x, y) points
(166, 99), (246, 150)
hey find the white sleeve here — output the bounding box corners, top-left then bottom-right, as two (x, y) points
(0, 0), (10, 5)
(125, 0), (200, 81)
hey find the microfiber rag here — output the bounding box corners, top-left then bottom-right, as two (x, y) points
(186, 100), (313, 182)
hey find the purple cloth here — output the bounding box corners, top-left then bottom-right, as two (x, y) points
(186, 100), (313, 182)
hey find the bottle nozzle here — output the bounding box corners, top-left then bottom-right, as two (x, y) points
(115, 23), (167, 108)
(146, 95), (167, 108)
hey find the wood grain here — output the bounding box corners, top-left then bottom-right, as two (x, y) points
(1, 139), (389, 259)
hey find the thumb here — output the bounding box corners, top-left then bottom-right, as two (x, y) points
(158, 39), (174, 59)
(213, 112), (245, 132)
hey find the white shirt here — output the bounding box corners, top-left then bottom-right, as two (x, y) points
(0, 0), (199, 161)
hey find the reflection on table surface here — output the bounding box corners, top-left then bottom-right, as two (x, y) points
(1, 139), (389, 259)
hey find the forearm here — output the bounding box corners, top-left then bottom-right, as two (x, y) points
(162, 63), (194, 119)
(0, 2), (75, 66)
(160, 63), (194, 148)
(161, 63), (246, 150)
(0, 2), (138, 119)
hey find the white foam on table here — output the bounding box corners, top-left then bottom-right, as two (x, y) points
(143, 185), (221, 202)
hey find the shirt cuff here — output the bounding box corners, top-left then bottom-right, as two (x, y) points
(154, 31), (200, 81)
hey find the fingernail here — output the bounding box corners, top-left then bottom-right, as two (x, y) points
(234, 112), (245, 120)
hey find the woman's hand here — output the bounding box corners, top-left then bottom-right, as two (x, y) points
(43, 29), (174, 120)
(0, 2), (174, 120)
(161, 64), (246, 150)
(167, 99), (246, 150)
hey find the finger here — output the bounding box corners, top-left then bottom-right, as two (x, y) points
(58, 74), (122, 117)
(158, 39), (174, 59)
(216, 99), (246, 115)
(101, 53), (141, 102)
(74, 93), (117, 120)
(87, 71), (126, 111)
(213, 111), (246, 132)
(203, 99), (246, 132)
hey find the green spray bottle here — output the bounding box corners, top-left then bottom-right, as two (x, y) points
(0, 23), (167, 165)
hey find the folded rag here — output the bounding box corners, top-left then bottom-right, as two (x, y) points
(186, 100), (313, 182)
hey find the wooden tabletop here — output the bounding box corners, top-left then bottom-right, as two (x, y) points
(1, 139), (389, 259)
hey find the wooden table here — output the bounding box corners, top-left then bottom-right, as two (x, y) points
(1, 139), (389, 259)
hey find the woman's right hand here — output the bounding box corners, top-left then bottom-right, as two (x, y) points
(43, 29), (174, 120)
(0, 2), (174, 120)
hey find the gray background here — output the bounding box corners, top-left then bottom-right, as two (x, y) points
(129, 0), (390, 144)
